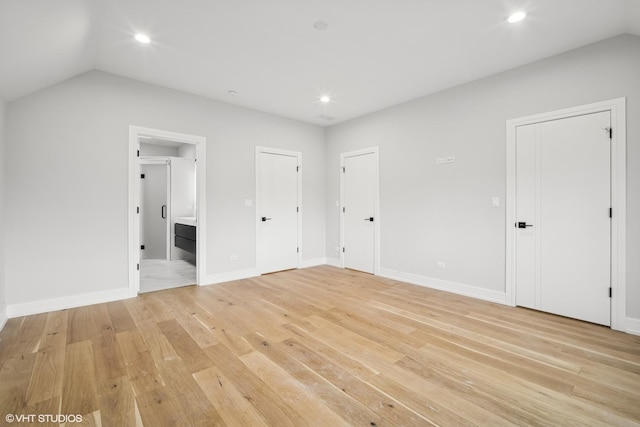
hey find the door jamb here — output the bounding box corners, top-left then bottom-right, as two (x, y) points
(255, 146), (302, 274)
(505, 98), (626, 331)
(129, 126), (207, 296)
(340, 147), (380, 275)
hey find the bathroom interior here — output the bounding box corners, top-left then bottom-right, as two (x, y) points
(139, 136), (197, 293)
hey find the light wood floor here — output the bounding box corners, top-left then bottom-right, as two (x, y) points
(1, 266), (640, 426)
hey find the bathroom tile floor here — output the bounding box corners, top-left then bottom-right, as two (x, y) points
(140, 259), (197, 293)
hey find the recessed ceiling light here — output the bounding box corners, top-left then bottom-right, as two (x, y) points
(320, 95), (331, 103)
(135, 33), (151, 44)
(507, 11), (527, 23)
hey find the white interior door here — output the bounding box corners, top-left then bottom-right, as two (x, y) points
(343, 152), (376, 274)
(258, 150), (299, 274)
(141, 163), (169, 260)
(515, 111), (611, 325)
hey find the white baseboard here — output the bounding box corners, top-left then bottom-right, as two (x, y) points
(204, 261), (328, 285)
(205, 268), (260, 285)
(378, 268), (508, 305)
(625, 317), (640, 336)
(0, 306), (7, 331)
(326, 258), (342, 268)
(300, 258), (327, 268)
(7, 287), (132, 318)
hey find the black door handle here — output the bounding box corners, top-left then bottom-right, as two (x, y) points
(364, 217), (374, 222)
(161, 205), (167, 219)
(262, 217), (272, 222)
(516, 222), (533, 228)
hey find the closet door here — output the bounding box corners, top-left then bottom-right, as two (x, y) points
(257, 149), (300, 274)
(342, 152), (377, 274)
(515, 111), (611, 325)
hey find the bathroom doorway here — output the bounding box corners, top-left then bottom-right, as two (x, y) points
(128, 126), (207, 295)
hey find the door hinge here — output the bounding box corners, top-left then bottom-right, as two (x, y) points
(609, 287), (612, 298)
(296, 166), (300, 172)
(342, 247), (345, 253)
(342, 207), (345, 213)
(342, 167), (345, 173)
(140, 245), (145, 250)
(140, 174), (145, 179)
(297, 206), (299, 212)
(297, 247), (299, 253)
(609, 208), (612, 218)
(137, 206), (140, 214)
(609, 128), (613, 139)
(137, 149), (140, 157)
(137, 263), (140, 271)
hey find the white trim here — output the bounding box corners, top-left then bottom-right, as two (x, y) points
(339, 147), (381, 274)
(7, 288), (132, 318)
(299, 258), (327, 268)
(505, 98), (626, 331)
(129, 126), (207, 294)
(255, 146), (302, 275)
(378, 268), (507, 305)
(206, 268), (260, 285)
(625, 317), (640, 336)
(0, 306), (7, 331)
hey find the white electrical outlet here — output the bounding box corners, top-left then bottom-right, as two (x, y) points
(436, 261), (446, 269)
(230, 255), (238, 261)
(491, 196), (500, 208)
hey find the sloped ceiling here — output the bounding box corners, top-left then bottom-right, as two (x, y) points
(1, 0), (639, 126)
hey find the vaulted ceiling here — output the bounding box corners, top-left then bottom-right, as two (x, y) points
(1, 0), (639, 126)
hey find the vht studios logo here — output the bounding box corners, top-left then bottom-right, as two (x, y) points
(5, 414), (83, 423)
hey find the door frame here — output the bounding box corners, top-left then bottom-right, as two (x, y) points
(140, 159), (172, 260)
(128, 126), (207, 296)
(255, 146), (302, 274)
(505, 98), (626, 331)
(340, 147), (381, 274)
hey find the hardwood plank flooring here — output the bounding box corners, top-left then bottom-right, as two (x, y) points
(1, 265), (640, 426)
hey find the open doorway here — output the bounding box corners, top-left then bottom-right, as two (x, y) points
(128, 126), (207, 296)
(140, 139), (196, 292)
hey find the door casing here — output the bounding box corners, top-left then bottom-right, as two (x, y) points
(129, 126), (207, 296)
(340, 147), (380, 275)
(505, 98), (626, 331)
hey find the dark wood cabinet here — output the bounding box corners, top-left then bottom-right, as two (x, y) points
(175, 223), (196, 254)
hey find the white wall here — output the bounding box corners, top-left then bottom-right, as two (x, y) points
(170, 157), (197, 260)
(5, 70), (325, 309)
(0, 99), (7, 327)
(326, 35), (640, 318)
(178, 143), (196, 159)
(140, 143), (180, 157)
